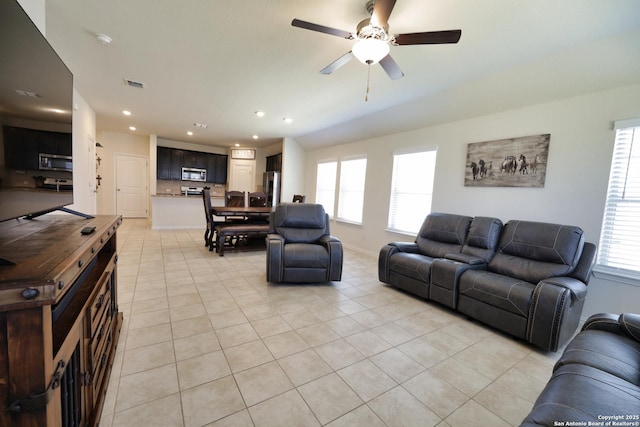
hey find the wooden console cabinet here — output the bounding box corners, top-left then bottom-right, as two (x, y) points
(0, 215), (123, 427)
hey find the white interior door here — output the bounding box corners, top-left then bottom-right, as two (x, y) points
(116, 154), (148, 217)
(229, 160), (255, 196)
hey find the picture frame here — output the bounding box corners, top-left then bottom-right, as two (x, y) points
(231, 149), (255, 160)
(464, 134), (550, 188)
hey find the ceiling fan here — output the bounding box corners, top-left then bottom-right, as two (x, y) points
(291, 0), (462, 80)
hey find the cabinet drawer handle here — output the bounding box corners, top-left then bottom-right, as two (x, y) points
(96, 294), (105, 310)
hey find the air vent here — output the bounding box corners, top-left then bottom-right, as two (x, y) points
(124, 79), (145, 89)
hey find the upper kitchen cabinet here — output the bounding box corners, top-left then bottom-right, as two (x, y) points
(183, 150), (207, 169)
(157, 146), (172, 180)
(206, 153), (228, 184)
(156, 146), (228, 184)
(266, 153), (282, 172)
(169, 149), (184, 180)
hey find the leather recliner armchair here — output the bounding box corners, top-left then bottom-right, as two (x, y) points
(266, 203), (342, 283)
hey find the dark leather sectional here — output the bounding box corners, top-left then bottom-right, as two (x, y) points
(378, 213), (597, 351)
(521, 312), (640, 426)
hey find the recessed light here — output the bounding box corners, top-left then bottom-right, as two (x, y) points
(252, 135), (259, 140)
(255, 111), (266, 118)
(235, 143), (240, 147)
(129, 126), (136, 131)
(187, 131), (193, 136)
(122, 110), (131, 116)
(283, 117), (293, 124)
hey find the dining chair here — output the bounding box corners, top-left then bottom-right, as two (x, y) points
(225, 191), (245, 207)
(201, 187), (216, 251)
(249, 191), (268, 207)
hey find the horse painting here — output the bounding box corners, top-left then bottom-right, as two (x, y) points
(478, 159), (487, 178)
(501, 156), (517, 174)
(530, 154), (540, 174)
(518, 154), (528, 175)
(470, 162), (479, 180)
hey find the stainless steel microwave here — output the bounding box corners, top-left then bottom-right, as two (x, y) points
(39, 153), (72, 172)
(182, 167), (206, 182)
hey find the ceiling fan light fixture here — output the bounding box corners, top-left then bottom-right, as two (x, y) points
(352, 38), (390, 64)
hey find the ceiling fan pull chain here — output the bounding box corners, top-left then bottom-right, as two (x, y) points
(365, 61), (372, 101)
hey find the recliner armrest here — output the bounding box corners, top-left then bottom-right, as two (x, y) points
(582, 312), (623, 334)
(265, 233), (285, 282)
(620, 312), (640, 343)
(388, 242), (420, 253)
(538, 277), (588, 302)
(444, 253), (486, 265)
(318, 235), (343, 281)
(581, 312), (640, 343)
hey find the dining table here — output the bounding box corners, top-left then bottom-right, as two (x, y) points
(211, 206), (272, 219)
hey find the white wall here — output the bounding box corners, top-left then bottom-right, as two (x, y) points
(281, 137), (306, 203)
(68, 89), (97, 215)
(305, 83), (640, 318)
(96, 131), (150, 215)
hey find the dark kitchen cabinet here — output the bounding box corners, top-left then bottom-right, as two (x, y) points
(2, 126), (39, 170)
(184, 151), (207, 169)
(157, 146), (171, 180)
(169, 149), (184, 180)
(38, 130), (72, 156)
(156, 146), (227, 184)
(213, 154), (228, 183)
(266, 153), (282, 172)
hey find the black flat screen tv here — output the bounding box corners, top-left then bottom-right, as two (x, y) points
(0, 0), (74, 223)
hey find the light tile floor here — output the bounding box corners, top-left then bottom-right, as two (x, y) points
(99, 219), (561, 427)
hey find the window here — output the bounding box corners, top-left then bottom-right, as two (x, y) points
(337, 158), (367, 224)
(388, 150), (437, 234)
(315, 161), (337, 217)
(597, 119), (640, 279)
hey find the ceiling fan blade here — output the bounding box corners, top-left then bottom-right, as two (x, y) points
(379, 54), (404, 80)
(394, 30), (462, 45)
(370, 0), (397, 29)
(291, 19), (353, 39)
(320, 51), (355, 75)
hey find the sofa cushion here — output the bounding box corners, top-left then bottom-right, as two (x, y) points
(554, 329), (640, 386)
(388, 253), (434, 283)
(458, 270), (535, 316)
(415, 213), (472, 257)
(283, 243), (329, 268)
(489, 220), (585, 283)
(461, 216), (503, 261)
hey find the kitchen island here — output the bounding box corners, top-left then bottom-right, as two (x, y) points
(151, 193), (224, 230)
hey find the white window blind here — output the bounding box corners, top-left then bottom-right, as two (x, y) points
(315, 162), (337, 217)
(337, 158), (367, 224)
(597, 119), (640, 278)
(388, 150), (437, 234)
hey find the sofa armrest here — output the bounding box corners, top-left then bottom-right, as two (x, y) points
(620, 312), (640, 343)
(389, 242), (420, 253)
(378, 244), (399, 283)
(581, 312), (640, 344)
(527, 278), (588, 351)
(266, 233), (285, 282)
(581, 312), (622, 333)
(539, 277), (588, 302)
(318, 235), (343, 281)
(444, 253), (486, 265)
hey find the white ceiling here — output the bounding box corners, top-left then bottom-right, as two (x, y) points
(44, 0), (640, 149)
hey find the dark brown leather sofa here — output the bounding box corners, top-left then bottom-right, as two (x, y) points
(378, 212), (597, 351)
(521, 312), (640, 426)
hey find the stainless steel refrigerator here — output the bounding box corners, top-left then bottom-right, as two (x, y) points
(263, 171), (280, 209)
